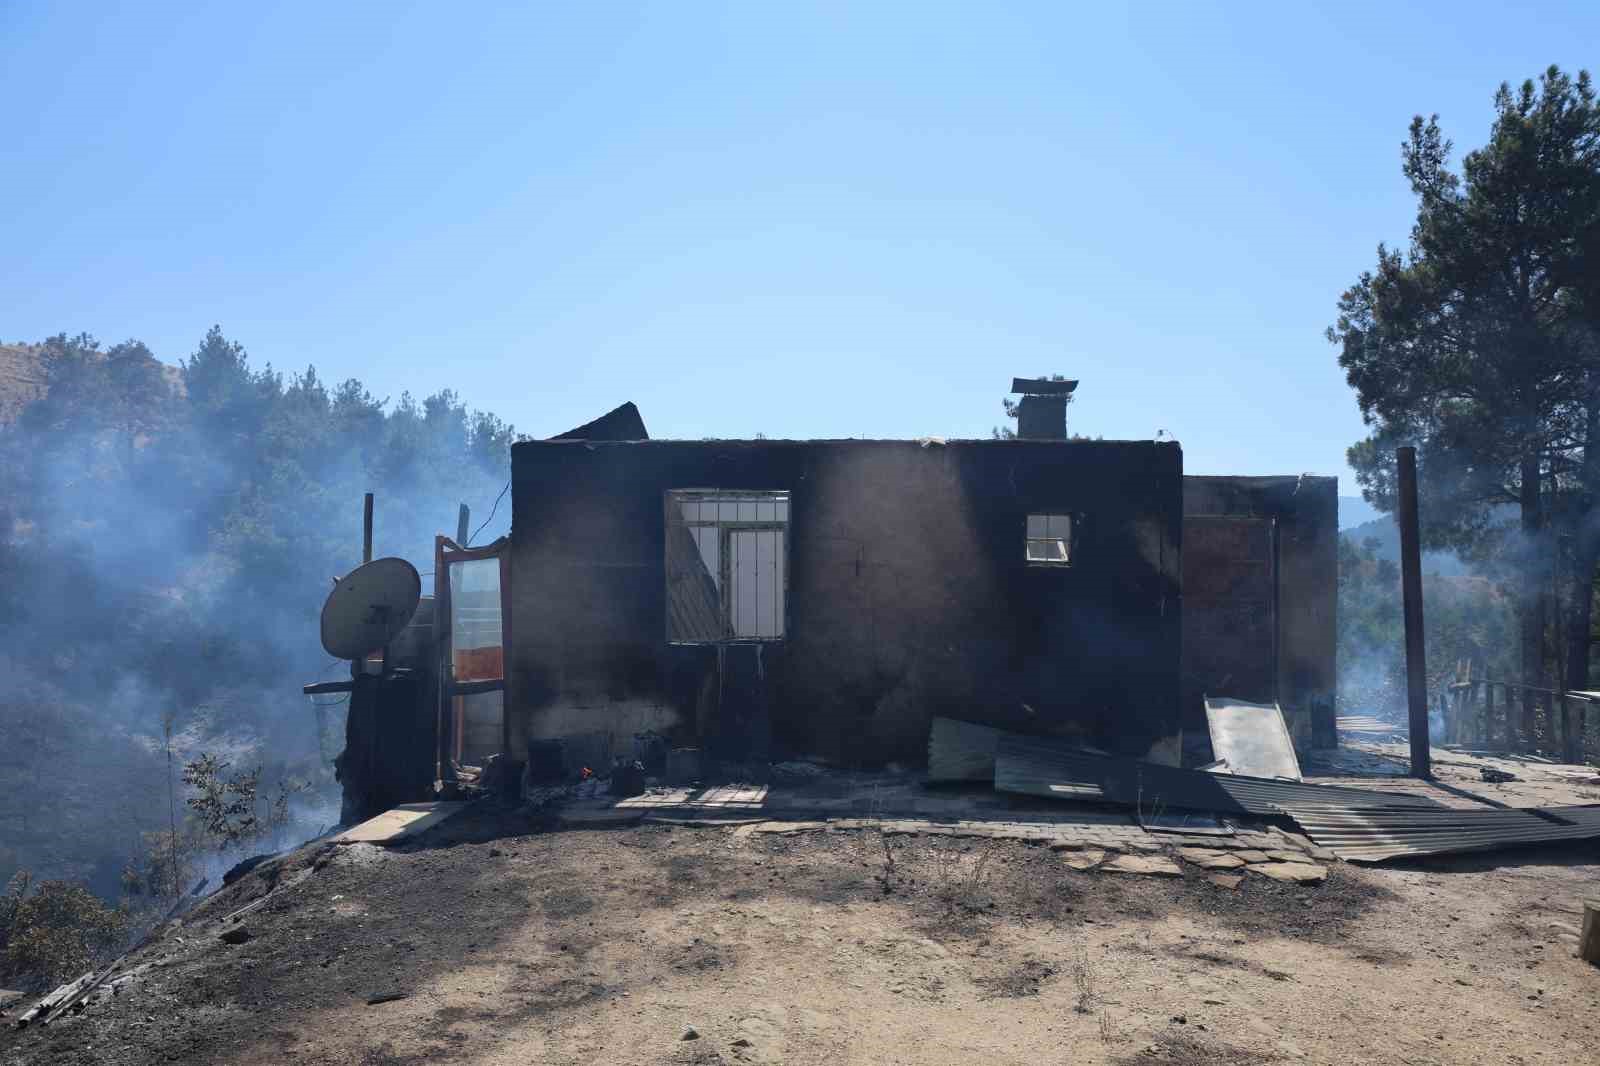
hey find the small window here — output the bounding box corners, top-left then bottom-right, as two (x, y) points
(1026, 514), (1073, 566)
(666, 490), (789, 642)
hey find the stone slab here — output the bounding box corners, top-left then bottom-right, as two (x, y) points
(1102, 854), (1183, 877)
(1251, 862), (1328, 884)
(1061, 849), (1107, 871)
(335, 802), (469, 845)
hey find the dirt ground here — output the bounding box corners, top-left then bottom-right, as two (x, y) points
(3, 804), (1598, 1066)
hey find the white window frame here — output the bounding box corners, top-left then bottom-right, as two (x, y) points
(1025, 513), (1075, 567)
(665, 489), (789, 643)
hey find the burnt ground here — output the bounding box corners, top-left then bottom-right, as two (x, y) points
(3, 803), (1599, 1066)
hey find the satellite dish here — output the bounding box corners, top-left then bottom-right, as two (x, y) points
(320, 557), (422, 660)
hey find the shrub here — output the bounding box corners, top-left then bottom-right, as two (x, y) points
(0, 872), (126, 989)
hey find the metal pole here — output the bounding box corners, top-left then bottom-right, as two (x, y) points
(1397, 446), (1430, 777)
(457, 503), (470, 545)
(362, 492), (374, 564)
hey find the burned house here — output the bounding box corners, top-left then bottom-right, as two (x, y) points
(327, 383), (1339, 815)
(504, 433), (1184, 769)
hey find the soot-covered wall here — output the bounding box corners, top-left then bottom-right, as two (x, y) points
(507, 439), (1183, 767)
(1181, 475), (1338, 750)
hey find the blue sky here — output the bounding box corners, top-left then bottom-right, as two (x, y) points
(3, 2), (1595, 488)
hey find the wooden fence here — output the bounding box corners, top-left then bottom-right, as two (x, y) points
(1444, 662), (1596, 763)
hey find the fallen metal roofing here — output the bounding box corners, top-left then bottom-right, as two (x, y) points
(1205, 696), (1302, 781)
(926, 717), (1005, 782)
(1280, 804), (1600, 863)
(992, 735), (1443, 817)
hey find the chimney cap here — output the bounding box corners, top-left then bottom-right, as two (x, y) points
(1011, 377), (1078, 396)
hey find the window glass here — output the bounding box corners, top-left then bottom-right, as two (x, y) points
(667, 491), (789, 642)
(1026, 513), (1073, 566)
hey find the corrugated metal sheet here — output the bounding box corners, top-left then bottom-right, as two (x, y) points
(993, 735), (1442, 817)
(665, 522), (723, 641)
(1540, 805), (1600, 828)
(1205, 696), (1302, 780)
(926, 717), (1005, 782)
(1282, 804), (1600, 863)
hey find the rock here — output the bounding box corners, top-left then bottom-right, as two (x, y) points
(1265, 850), (1309, 863)
(1206, 874), (1244, 890)
(1233, 850), (1273, 864)
(1306, 846), (1338, 862)
(1061, 849), (1107, 871)
(489, 848), (503, 858)
(1198, 854), (1246, 870)
(1101, 854), (1183, 877)
(1251, 862), (1328, 884)
(682, 1025), (701, 1041)
(1176, 847), (1230, 863)
(218, 926), (254, 945)
(732, 1037), (754, 1048)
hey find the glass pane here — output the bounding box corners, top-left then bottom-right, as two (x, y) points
(731, 530), (758, 636)
(1027, 514), (1046, 539)
(1026, 539), (1068, 563)
(773, 531), (785, 636)
(457, 690), (503, 766)
(757, 529), (777, 637)
(757, 501), (776, 522)
(1048, 514), (1072, 540)
(719, 500), (739, 521)
(693, 526), (720, 588)
(450, 558), (502, 659)
(775, 499), (788, 522)
(738, 501), (758, 521)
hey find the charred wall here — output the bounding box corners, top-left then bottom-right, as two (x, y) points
(506, 439), (1182, 768)
(1181, 475), (1338, 750)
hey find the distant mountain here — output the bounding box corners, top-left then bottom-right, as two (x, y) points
(1340, 515), (1471, 577)
(1339, 495), (1382, 531)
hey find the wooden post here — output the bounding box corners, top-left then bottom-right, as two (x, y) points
(1578, 698), (1590, 763)
(1397, 446), (1431, 777)
(1484, 675), (1496, 748)
(363, 492), (374, 564)
(457, 503), (470, 546)
(1536, 685), (1548, 752)
(1580, 900), (1600, 964)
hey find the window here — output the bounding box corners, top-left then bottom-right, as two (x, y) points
(1026, 514), (1073, 566)
(666, 490), (789, 642)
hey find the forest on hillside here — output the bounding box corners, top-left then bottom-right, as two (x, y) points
(0, 328), (520, 988)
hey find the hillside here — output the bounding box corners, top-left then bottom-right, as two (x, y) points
(1339, 514), (1470, 577)
(1337, 494), (1380, 530)
(3, 802), (1597, 1065)
(0, 343), (47, 423)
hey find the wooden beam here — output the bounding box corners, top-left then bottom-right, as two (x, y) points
(362, 492), (374, 564)
(1580, 900), (1600, 964)
(457, 503), (470, 545)
(302, 680), (356, 695)
(1396, 446), (1430, 778)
